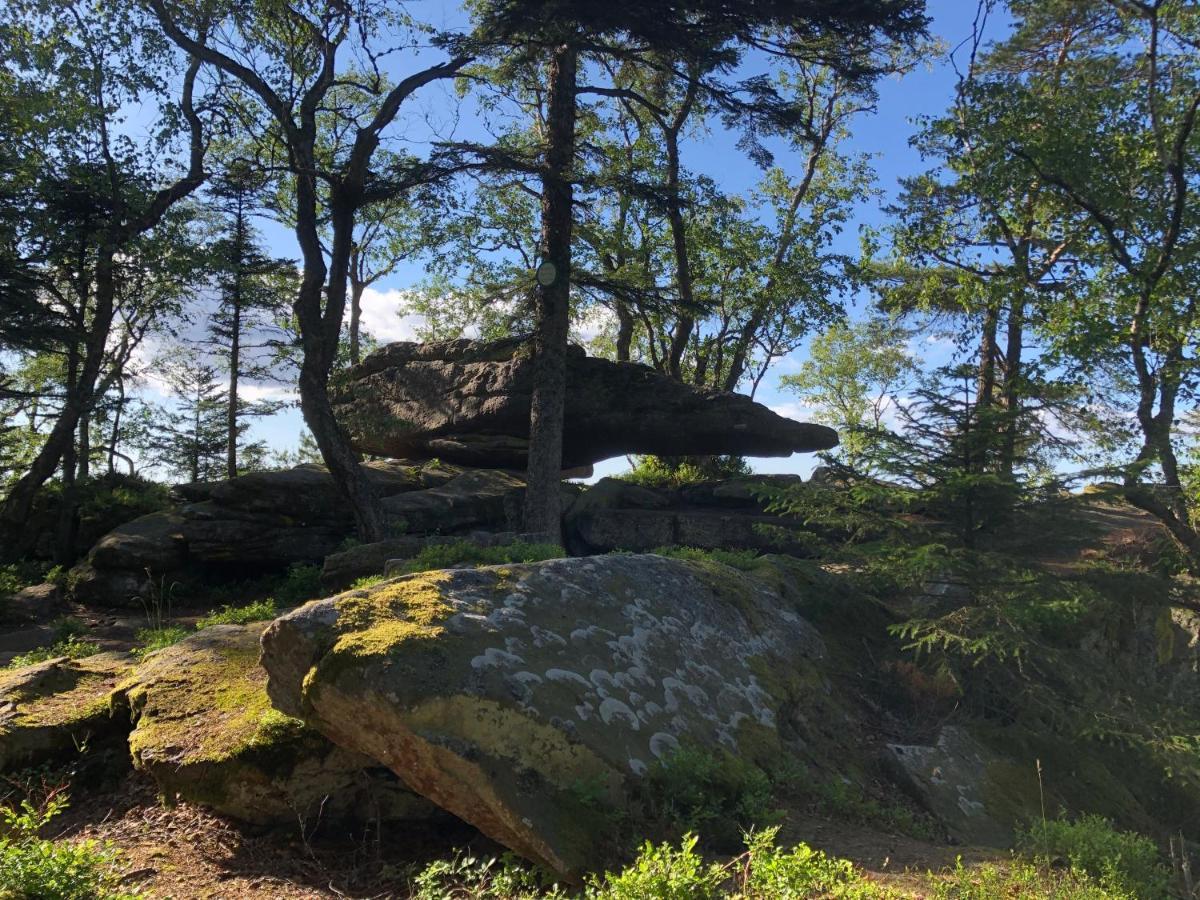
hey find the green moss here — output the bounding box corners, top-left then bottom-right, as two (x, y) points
(329, 570), (455, 660)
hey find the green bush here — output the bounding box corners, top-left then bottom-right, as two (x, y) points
(929, 858), (1130, 899)
(195, 598), (277, 630)
(0, 794), (136, 900)
(1020, 815), (1170, 899)
(133, 627), (189, 660)
(409, 852), (567, 899)
(395, 541), (565, 576)
(274, 563), (323, 605)
(623, 455), (750, 488)
(591, 833), (725, 899)
(0, 561), (59, 598)
(350, 573), (388, 590)
(643, 747), (777, 849)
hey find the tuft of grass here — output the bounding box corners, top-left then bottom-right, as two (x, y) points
(395, 540), (564, 576)
(0, 793), (137, 900)
(195, 598), (277, 629)
(350, 573), (388, 590)
(5, 636), (101, 670)
(928, 857), (1131, 899)
(133, 626), (189, 661)
(649, 546), (762, 571)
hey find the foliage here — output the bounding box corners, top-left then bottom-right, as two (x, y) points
(394, 541), (565, 576)
(349, 574), (387, 590)
(782, 317), (917, 470)
(273, 564), (323, 606)
(623, 456), (750, 488)
(194, 598), (277, 630)
(5, 636), (101, 671)
(409, 851), (568, 900)
(928, 858), (1130, 900)
(649, 546), (762, 572)
(0, 793), (136, 900)
(0, 562), (58, 598)
(1020, 815), (1171, 900)
(642, 747), (777, 850)
(133, 627), (189, 660)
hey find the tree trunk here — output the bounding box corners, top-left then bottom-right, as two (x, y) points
(349, 246), (365, 366)
(614, 301), (634, 362)
(227, 294), (241, 479)
(524, 42), (577, 541)
(999, 294), (1025, 476)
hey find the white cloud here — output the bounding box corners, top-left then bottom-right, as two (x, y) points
(240, 382), (299, 404)
(359, 287), (427, 344)
(769, 401), (818, 422)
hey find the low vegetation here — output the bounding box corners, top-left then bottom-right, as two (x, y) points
(0, 794), (134, 900)
(392, 540), (566, 576)
(194, 597), (278, 629)
(132, 626), (189, 660)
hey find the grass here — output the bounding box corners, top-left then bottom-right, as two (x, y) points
(1019, 814), (1171, 899)
(195, 598), (278, 629)
(4, 617), (100, 670)
(649, 546), (763, 571)
(392, 540), (565, 576)
(132, 626), (189, 660)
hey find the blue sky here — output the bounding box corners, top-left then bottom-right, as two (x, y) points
(212, 0), (1006, 480)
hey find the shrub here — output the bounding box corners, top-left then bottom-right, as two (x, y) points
(396, 541), (564, 576)
(274, 563), (323, 605)
(1020, 815), (1170, 899)
(928, 857), (1130, 899)
(0, 793), (136, 900)
(591, 833), (726, 899)
(623, 455), (750, 488)
(133, 627), (189, 660)
(409, 852), (567, 900)
(0, 561), (59, 598)
(643, 747), (777, 850)
(350, 573), (388, 590)
(195, 598), (277, 629)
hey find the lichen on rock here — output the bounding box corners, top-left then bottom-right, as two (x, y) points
(262, 553), (826, 878)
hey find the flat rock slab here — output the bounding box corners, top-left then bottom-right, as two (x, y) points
(884, 726), (1012, 847)
(261, 554), (824, 878)
(333, 336), (837, 467)
(122, 623), (440, 826)
(0, 652), (133, 773)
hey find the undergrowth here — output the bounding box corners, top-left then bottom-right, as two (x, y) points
(195, 598), (277, 629)
(132, 626), (189, 660)
(0, 792), (135, 900)
(409, 827), (1131, 899)
(394, 540), (565, 576)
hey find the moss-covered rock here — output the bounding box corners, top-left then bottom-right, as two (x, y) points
(0, 652), (132, 773)
(262, 554), (826, 879)
(121, 622), (441, 826)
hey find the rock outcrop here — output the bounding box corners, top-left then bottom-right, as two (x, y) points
(333, 337), (838, 468)
(261, 554), (825, 879)
(563, 476), (817, 556)
(67, 460), (525, 607)
(0, 652), (133, 773)
(123, 623), (440, 825)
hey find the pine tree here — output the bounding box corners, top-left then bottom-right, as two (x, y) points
(140, 353), (229, 484)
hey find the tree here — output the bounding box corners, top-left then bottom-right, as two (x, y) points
(782, 317), (916, 470)
(204, 166), (296, 478)
(148, 0), (471, 541)
(467, 0), (929, 538)
(965, 0), (1200, 561)
(0, 0), (209, 559)
(136, 351), (228, 483)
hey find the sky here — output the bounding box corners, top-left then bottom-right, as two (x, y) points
(148, 0), (1009, 482)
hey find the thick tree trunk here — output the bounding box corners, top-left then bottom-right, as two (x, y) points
(614, 301), (634, 362)
(999, 295), (1025, 476)
(349, 277), (365, 366)
(524, 43), (577, 541)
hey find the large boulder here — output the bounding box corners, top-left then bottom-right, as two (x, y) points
(0, 652), (133, 773)
(261, 554), (824, 879)
(122, 623), (440, 826)
(333, 337), (838, 468)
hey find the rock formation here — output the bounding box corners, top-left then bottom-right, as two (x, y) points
(261, 554), (826, 879)
(333, 337), (838, 468)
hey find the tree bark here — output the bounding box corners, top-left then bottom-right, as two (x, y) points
(524, 43), (577, 541)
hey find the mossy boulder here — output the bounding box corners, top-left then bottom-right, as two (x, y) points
(0, 652), (133, 773)
(121, 622), (441, 826)
(261, 554), (825, 879)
